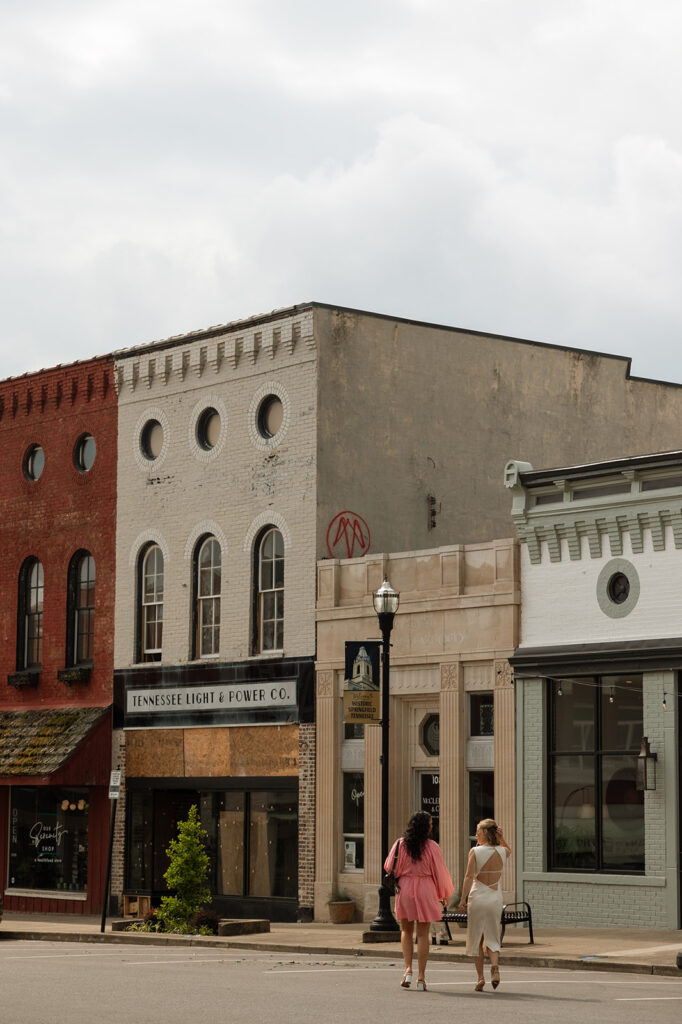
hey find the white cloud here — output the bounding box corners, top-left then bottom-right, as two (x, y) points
(1, 0), (682, 382)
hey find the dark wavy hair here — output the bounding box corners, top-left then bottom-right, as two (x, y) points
(403, 811), (432, 860)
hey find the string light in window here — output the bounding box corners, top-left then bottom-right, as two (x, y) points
(662, 692), (668, 709)
(557, 684), (563, 697)
(608, 687), (615, 704)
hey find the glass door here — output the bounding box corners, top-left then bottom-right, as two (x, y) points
(416, 770), (440, 842)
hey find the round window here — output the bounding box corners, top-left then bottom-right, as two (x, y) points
(196, 408), (221, 451)
(74, 433), (96, 473)
(24, 444), (45, 481)
(140, 419), (164, 460)
(257, 395), (283, 439)
(607, 572), (630, 605)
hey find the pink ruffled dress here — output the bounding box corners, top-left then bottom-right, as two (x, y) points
(384, 838), (454, 922)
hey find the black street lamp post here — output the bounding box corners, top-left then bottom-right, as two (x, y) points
(369, 576), (401, 933)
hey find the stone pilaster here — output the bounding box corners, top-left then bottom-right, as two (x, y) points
(440, 662), (464, 894)
(494, 658), (516, 899)
(314, 670), (339, 918)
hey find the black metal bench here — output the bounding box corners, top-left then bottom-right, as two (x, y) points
(440, 901), (534, 945)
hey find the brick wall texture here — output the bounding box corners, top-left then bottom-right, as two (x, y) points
(297, 723), (316, 911)
(0, 359), (117, 709)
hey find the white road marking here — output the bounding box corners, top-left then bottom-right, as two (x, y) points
(268, 967), (398, 974)
(600, 943), (682, 957)
(128, 958), (233, 966)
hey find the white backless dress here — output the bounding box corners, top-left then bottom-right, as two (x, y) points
(466, 845), (507, 955)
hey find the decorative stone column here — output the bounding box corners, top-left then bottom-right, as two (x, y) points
(440, 662), (465, 893)
(362, 722), (382, 920)
(314, 670), (340, 919)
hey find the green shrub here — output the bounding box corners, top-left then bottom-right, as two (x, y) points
(155, 805), (211, 934)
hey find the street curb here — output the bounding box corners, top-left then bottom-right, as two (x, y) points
(0, 930), (680, 975)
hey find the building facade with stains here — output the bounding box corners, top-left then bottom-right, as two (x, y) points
(0, 358), (117, 915)
(109, 301), (682, 922)
(315, 541), (519, 922)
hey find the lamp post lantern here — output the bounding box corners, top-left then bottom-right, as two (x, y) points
(369, 576), (401, 933)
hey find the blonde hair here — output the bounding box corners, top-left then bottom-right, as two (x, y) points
(477, 818), (499, 845)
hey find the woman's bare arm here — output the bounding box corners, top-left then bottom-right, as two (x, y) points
(496, 826), (512, 856)
(457, 849), (477, 909)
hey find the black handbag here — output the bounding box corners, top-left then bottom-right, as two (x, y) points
(383, 839), (401, 894)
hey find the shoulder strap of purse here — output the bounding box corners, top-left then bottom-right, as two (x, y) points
(391, 839), (401, 870)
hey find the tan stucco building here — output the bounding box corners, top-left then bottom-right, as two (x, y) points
(315, 540), (520, 921)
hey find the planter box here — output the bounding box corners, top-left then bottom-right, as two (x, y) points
(328, 900), (355, 924)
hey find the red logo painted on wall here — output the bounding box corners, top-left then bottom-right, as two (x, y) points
(326, 511), (371, 559)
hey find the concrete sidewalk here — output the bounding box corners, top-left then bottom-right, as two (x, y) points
(1, 912), (682, 976)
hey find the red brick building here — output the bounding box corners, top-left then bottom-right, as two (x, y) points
(0, 357), (117, 914)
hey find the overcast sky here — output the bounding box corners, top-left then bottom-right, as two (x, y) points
(2, 1), (682, 382)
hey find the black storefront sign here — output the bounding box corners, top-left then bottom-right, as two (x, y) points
(114, 657), (314, 729)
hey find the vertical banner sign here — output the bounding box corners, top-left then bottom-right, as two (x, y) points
(343, 641), (381, 724)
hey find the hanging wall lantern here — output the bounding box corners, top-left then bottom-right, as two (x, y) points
(635, 737), (657, 791)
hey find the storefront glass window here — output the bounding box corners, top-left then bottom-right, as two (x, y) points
(342, 771), (364, 870)
(249, 790), (297, 898)
(125, 786), (298, 902)
(550, 676), (644, 873)
(9, 787), (89, 892)
(216, 792), (245, 895)
(126, 789), (154, 891)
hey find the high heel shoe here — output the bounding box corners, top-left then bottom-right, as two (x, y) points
(491, 967), (500, 989)
(474, 978), (485, 992)
(401, 971), (412, 988)
(416, 978), (427, 991)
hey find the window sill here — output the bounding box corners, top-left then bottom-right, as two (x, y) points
(7, 669), (40, 687)
(522, 871), (664, 887)
(247, 651), (285, 661)
(5, 887), (88, 901)
(57, 665), (92, 685)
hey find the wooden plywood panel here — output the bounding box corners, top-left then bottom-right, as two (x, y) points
(126, 730), (184, 777)
(229, 724), (299, 776)
(184, 728), (231, 778)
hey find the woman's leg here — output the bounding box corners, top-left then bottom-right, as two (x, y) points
(416, 922), (431, 980)
(400, 919), (414, 973)
(473, 937), (485, 983)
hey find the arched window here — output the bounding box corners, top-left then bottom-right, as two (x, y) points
(18, 558), (44, 670)
(255, 527), (284, 653)
(195, 536), (221, 658)
(139, 545), (163, 662)
(67, 551), (96, 665)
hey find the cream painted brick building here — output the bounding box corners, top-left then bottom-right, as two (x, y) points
(507, 454), (681, 929)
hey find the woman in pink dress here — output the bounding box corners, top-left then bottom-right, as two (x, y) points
(384, 811), (454, 991)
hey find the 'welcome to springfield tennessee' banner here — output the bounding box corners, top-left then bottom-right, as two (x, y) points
(342, 641), (381, 724)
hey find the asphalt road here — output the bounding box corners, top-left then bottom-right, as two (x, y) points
(0, 940), (681, 1024)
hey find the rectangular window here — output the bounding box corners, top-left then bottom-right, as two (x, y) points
(468, 770), (494, 842)
(248, 790), (297, 899)
(549, 676), (644, 873)
(470, 692), (494, 736)
(9, 787), (89, 893)
(342, 771), (364, 870)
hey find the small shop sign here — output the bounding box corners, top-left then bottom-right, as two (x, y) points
(343, 641), (381, 724)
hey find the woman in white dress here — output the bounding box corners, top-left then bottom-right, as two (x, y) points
(457, 818), (511, 991)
